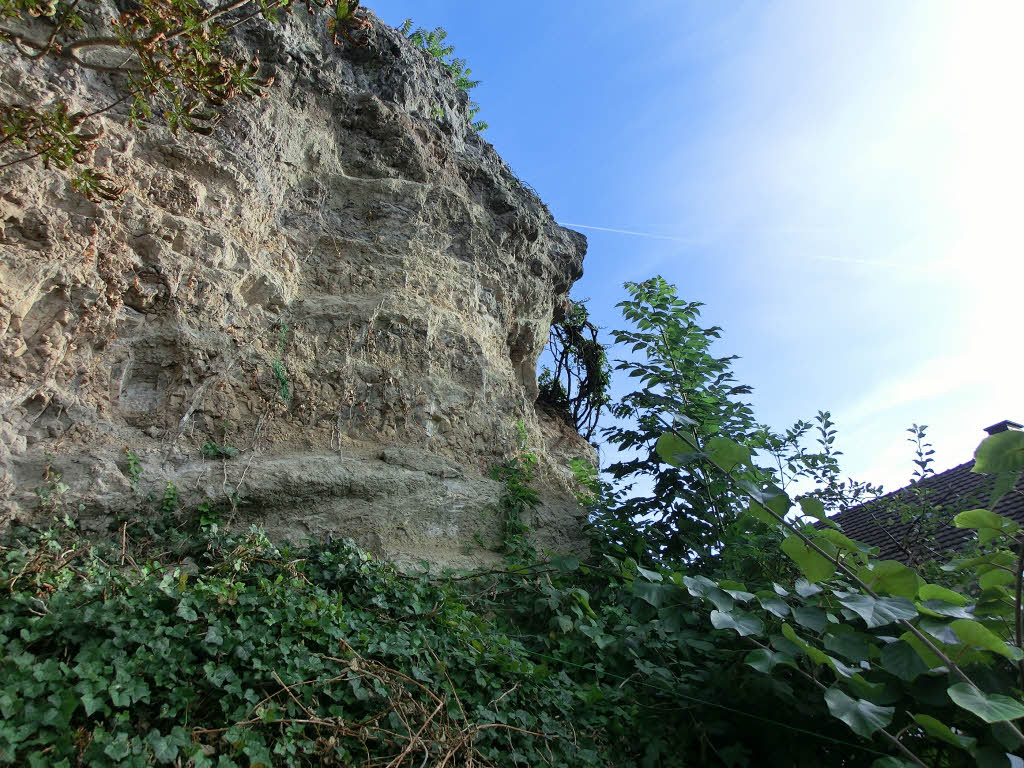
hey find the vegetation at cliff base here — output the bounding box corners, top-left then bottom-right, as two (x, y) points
(4, 276), (1024, 767)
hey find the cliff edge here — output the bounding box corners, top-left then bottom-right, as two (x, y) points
(0, 8), (595, 566)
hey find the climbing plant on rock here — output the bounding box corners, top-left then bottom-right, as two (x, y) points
(537, 298), (610, 441)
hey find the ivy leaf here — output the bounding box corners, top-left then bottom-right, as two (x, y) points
(947, 683), (1024, 723)
(836, 594), (917, 628)
(972, 429), (1024, 474)
(147, 729), (188, 764)
(204, 625), (224, 647)
(103, 732), (132, 760)
(710, 609), (764, 637)
(780, 535), (835, 583)
(176, 602), (198, 622)
(823, 686), (894, 738)
(81, 690), (106, 716)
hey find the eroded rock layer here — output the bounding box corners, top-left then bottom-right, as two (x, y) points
(0, 9), (593, 566)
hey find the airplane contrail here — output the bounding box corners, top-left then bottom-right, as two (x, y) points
(558, 222), (930, 273)
(557, 222), (696, 243)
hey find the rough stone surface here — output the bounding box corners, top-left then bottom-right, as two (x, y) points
(0, 8), (595, 567)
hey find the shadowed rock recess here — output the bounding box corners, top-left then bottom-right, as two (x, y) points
(0, 9), (595, 567)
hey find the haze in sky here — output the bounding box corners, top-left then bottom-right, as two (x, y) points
(371, 1), (1023, 492)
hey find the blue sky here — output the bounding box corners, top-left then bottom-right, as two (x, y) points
(369, 1), (1023, 491)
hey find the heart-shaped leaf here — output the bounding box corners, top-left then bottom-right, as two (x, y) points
(824, 687), (893, 738)
(947, 683), (1024, 723)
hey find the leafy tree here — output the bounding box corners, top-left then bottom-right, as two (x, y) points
(595, 277), (1024, 765)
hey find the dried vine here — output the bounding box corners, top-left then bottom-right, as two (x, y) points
(537, 299), (610, 441)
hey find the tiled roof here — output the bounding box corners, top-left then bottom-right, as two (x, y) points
(828, 461), (1024, 565)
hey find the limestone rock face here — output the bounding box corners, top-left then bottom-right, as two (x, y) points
(0, 9), (594, 566)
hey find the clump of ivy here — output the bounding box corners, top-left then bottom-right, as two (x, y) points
(489, 421), (540, 557)
(537, 298), (610, 441)
(1, 506), (879, 767)
(0, 0), (370, 199)
(398, 18), (488, 131)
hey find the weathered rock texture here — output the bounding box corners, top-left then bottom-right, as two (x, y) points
(0, 8), (594, 567)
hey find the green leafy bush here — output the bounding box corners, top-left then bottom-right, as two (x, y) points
(595, 276), (1024, 766)
(1, 511), (874, 767)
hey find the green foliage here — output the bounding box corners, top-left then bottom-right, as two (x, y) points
(399, 18), (488, 131)
(272, 324), (291, 403)
(33, 453), (70, 511)
(490, 421), (540, 557)
(0, 0), (368, 196)
(907, 424), (936, 482)
(124, 448), (143, 493)
(602, 276), (868, 569)
(592, 276), (1024, 765)
(201, 440), (239, 459)
(1, 511), (891, 768)
(9, 277), (1024, 767)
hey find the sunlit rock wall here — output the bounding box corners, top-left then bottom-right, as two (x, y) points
(0, 8), (594, 566)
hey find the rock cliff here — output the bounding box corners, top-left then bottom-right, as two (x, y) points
(0, 7), (594, 566)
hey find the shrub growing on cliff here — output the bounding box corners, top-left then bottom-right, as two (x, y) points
(0, 0), (370, 198)
(398, 18), (488, 131)
(537, 298), (611, 441)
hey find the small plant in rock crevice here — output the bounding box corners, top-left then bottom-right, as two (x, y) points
(271, 323), (291, 403)
(398, 18), (488, 131)
(124, 448), (143, 493)
(32, 453), (69, 512)
(490, 421), (540, 558)
(0, 0), (371, 199)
